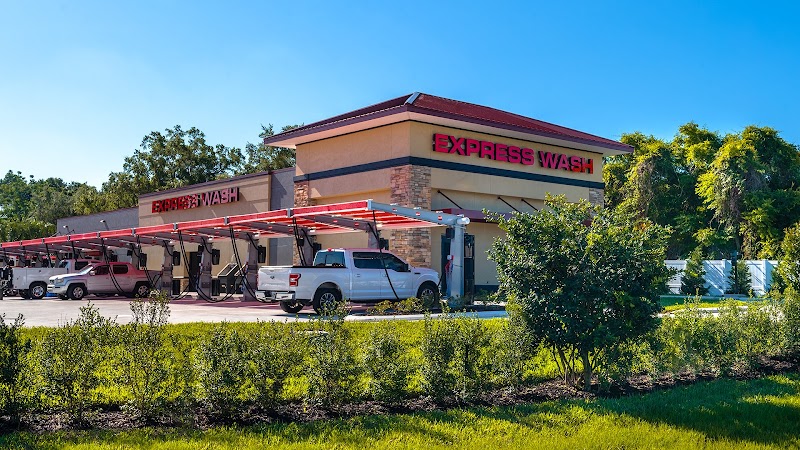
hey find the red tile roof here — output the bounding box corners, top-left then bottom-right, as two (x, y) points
(264, 92), (632, 153)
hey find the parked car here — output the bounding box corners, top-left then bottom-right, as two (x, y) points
(48, 262), (159, 300)
(11, 259), (96, 299)
(257, 248), (440, 314)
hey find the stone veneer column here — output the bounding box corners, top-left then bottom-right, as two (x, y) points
(389, 165), (432, 268)
(294, 180), (312, 207)
(292, 180), (312, 265)
(588, 188), (604, 207)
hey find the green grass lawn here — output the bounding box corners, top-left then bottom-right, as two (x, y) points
(4, 374), (799, 449)
(660, 295), (752, 312)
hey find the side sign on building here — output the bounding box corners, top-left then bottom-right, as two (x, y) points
(433, 133), (593, 174)
(151, 187), (240, 213)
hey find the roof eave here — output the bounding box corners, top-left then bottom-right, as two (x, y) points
(264, 104), (632, 155)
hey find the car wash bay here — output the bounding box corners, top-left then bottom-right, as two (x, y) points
(0, 200), (471, 303)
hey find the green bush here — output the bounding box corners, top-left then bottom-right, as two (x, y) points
(194, 323), (251, 418)
(0, 314), (31, 424)
(488, 195), (673, 390)
(363, 322), (415, 402)
(653, 302), (719, 374)
(488, 303), (541, 388)
(396, 297), (423, 314)
(782, 287), (800, 352)
(118, 293), (188, 421)
(654, 299), (784, 376)
(249, 320), (307, 406)
(421, 314), (457, 399)
(305, 308), (361, 406)
(595, 338), (655, 389)
(421, 313), (488, 400)
(36, 303), (115, 424)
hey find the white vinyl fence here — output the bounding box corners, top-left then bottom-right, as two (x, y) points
(665, 260), (778, 296)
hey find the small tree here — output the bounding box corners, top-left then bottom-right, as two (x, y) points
(194, 323), (250, 418)
(37, 303), (115, 424)
(0, 314), (31, 424)
(775, 222), (800, 292)
(489, 195), (674, 390)
(681, 247), (709, 295)
(118, 292), (184, 421)
(727, 260), (752, 295)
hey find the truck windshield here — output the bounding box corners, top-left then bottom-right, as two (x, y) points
(77, 265), (95, 275)
(312, 251), (346, 267)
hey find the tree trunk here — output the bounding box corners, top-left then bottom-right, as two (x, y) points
(581, 350), (592, 391)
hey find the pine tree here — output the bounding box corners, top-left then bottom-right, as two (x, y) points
(681, 248), (709, 295)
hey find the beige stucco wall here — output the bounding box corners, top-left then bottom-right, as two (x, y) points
(306, 170), (392, 203)
(295, 122), (412, 176)
(292, 120), (608, 289)
(409, 122), (604, 186)
(138, 174), (271, 226)
(137, 174), (271, 275)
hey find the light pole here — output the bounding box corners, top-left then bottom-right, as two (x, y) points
(731, 250), (739, 294)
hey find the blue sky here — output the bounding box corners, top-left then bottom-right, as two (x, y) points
(1, 1), (798, 187)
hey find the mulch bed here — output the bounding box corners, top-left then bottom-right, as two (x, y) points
(3, 354), (798, 434)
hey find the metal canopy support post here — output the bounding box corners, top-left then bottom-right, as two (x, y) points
(130, 244), (141, 268)
(243, 236), (259, 302)
(161, 243), (174, 295)
(367, 225), (380, 249)
(199, 239), (213, 297)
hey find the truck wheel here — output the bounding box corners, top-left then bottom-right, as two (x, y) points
(129, 282), (150, 298)
(279, 300), (304, 313)
(68, 284), (86, 301)
(29, 282), (47, 300)
(417, 282), (440, 309)
(313, 288), (342, 315)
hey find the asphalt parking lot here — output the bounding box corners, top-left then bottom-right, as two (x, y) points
(0, 294), (508, 327)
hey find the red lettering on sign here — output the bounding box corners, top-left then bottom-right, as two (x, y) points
(495, 143), (508, 162)
(465, 139), (480, 156)
(151, 187), (241, 214)
(557, 154), (570, 171)
(433, 133), (449, 153)
(431, 133), (594, 175)
(582, 158), (594, 174)
(538, 151), (560, 169)
(449, 136), (466, 155)
(480, 141), (495, 159)
(521, 148), (535, 165)
(570, 156), (582, 172)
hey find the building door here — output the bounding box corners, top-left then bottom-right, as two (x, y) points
(188, 252), (200, 292)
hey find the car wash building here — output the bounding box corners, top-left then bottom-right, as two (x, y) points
(18, 92), (631, 299)
(263, 92), (631, 293)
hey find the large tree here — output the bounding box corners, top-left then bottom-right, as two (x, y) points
(0, 171), (93, 241)
(608, 123), (800, 260)
(236, 124), (301, 175)
(100, 125), (244, 208)
(489, 195), (673, 390)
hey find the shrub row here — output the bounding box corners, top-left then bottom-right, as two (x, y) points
(1, 292), (799, 426)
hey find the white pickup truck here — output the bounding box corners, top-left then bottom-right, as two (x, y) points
(257, 248), (440, 314)
(11, 259), (96, 299)
(48, 262), (158, 300)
